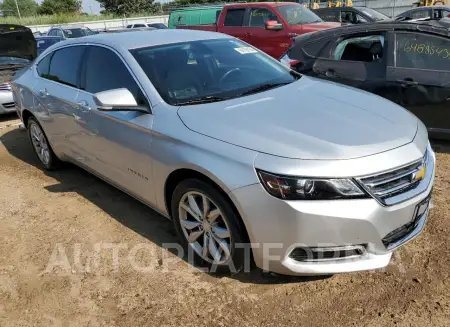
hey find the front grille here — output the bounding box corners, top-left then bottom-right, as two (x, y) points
(358, 150), (428, 205)
(289, 245), (365, 262)
(2, 102), (15, 108)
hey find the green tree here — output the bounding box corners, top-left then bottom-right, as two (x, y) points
(37, 0), (82, 15)
(97, 0), (156, 15)
(0, 0), (38, 17)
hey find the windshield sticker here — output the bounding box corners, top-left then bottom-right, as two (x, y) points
(234, 47), (257, 54)
(64, 29), (72, 34)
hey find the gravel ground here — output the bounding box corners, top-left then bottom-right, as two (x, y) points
(0, 118), (450, 327)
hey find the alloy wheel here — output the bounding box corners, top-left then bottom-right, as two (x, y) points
(178, 191), (232, 264)
(30, 122), (50, 165)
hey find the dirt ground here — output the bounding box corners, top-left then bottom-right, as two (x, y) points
(1, 113), (450, 327)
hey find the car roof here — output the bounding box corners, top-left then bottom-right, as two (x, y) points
(223, 2), (296, 8)
(294, 21), (450, 41)
(60, 29), (232, 50)
(51, 24), (87, 29)
(35, 35), (63, 39)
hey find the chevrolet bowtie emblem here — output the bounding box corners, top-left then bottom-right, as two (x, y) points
(412, 166), (426, 183)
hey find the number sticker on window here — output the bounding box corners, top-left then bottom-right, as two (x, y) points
(234, 47), (257, 54)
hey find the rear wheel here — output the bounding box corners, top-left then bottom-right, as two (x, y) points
(28, 117), (60, 170)
(171, 179), (247, 273)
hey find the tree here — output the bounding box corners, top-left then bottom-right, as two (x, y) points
(97, 0), (156, 15)
(0, 0), (38, 17)
(37, 0), (82, 15)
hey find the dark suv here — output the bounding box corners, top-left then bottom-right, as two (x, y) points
(314, 6), (390, 24)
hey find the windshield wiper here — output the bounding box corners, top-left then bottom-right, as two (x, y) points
(238, 82), (292, 97)
(175, 95), (230, 106)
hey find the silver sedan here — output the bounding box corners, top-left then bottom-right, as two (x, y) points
(12, 30), (435, 275)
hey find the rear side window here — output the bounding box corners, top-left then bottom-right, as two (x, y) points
(84, 46), (147, 106)
(37, 54), (52, 77)
(224, 8), (246, 26)
(47, 46), (86, 87)
(396, 32), (450, 71)
(133, 24), (146, 28)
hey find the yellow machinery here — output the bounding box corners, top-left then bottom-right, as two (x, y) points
(416, 0), (447, 5)
(327, 0), (353, 7)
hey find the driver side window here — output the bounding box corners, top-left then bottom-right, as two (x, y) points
(84, 46), (148, 106)
(248, 8), (279, 27)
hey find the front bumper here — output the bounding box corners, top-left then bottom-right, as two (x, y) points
(230, 148), (435, 276)
(0, 91), (16, 114)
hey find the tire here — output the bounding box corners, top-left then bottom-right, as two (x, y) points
(171, 179), (247, 274)
(27, 117), (61, 170)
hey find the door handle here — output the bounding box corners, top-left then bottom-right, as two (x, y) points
(245, 32), (252, 36)
(325, 69), (336, 77)
(39, 88), (49, 97)
(77, 100), (91, 112)
(397, 79), (418, 87)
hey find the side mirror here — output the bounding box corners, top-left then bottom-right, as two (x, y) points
(94, 88), (148, 113)
(265, 20), (283, 31)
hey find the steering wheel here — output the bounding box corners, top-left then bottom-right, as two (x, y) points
(219, 68), (242, 86)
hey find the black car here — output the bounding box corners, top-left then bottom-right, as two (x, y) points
(280, 22), (450, 139)
(394, 5), (450, 22)
(314, 6), (390, 24)
(35, 36), (64, 56)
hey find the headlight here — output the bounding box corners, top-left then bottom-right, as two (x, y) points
(257, 170), (369, 200)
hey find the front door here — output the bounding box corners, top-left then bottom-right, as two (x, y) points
(244, 7), (290, 58)
(74, 45), (155, 204)
(387, 31), (450, 135)
(32, 46), (87, 159)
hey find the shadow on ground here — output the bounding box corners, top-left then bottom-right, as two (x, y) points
(0, 113), (18, 124)
(431, 140), (450, 155)
(0, 127), (329, 285)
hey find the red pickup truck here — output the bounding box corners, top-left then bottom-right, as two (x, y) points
(176, 2), (340, 58)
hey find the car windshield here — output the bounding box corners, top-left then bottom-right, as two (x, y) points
(131, 39), (298, 106)
(36, 38), (61, 53)
(63, 28), (95, 38)
(277, 4), (323, 25)
(357, 7), (389, 21)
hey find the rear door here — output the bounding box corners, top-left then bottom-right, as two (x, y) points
(221, 8), (248, 41)
(32, 45), (86, 159)
(75, 45), (155, 203)
(244, 7), (290, 57)
(387, 31), (450, 135)
(312, 32), (394, 100)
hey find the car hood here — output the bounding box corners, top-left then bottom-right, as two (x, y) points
(0, 25), (36, 84)
(177, 76), (418, 160)
(0, 25), (36, 61)
(293, 21), (341, 31)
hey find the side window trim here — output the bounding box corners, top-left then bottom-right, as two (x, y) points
(80, 44), (152, 114)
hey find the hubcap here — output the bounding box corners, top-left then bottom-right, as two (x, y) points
(30, 123), (50, 165)
(178, 191), (231, 264)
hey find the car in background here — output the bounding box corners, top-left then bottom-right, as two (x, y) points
(35, 36), (64, 56)
(12, 30), (434, 276)
(33, 31), (46, 37)
(175, 2), (340, 58)
(314, 6), (390, 24)
(280, 22), (450, 139)
(394, 5), (450, 21)
(103, 27), (156, 33)
(47, 25), (97, 39)
(126, 23), (167, 29)
(0, 24), (36, 115)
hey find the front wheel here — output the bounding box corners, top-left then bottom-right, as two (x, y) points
(171, 179), (248, 274)
(28, 117), (61, 170)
